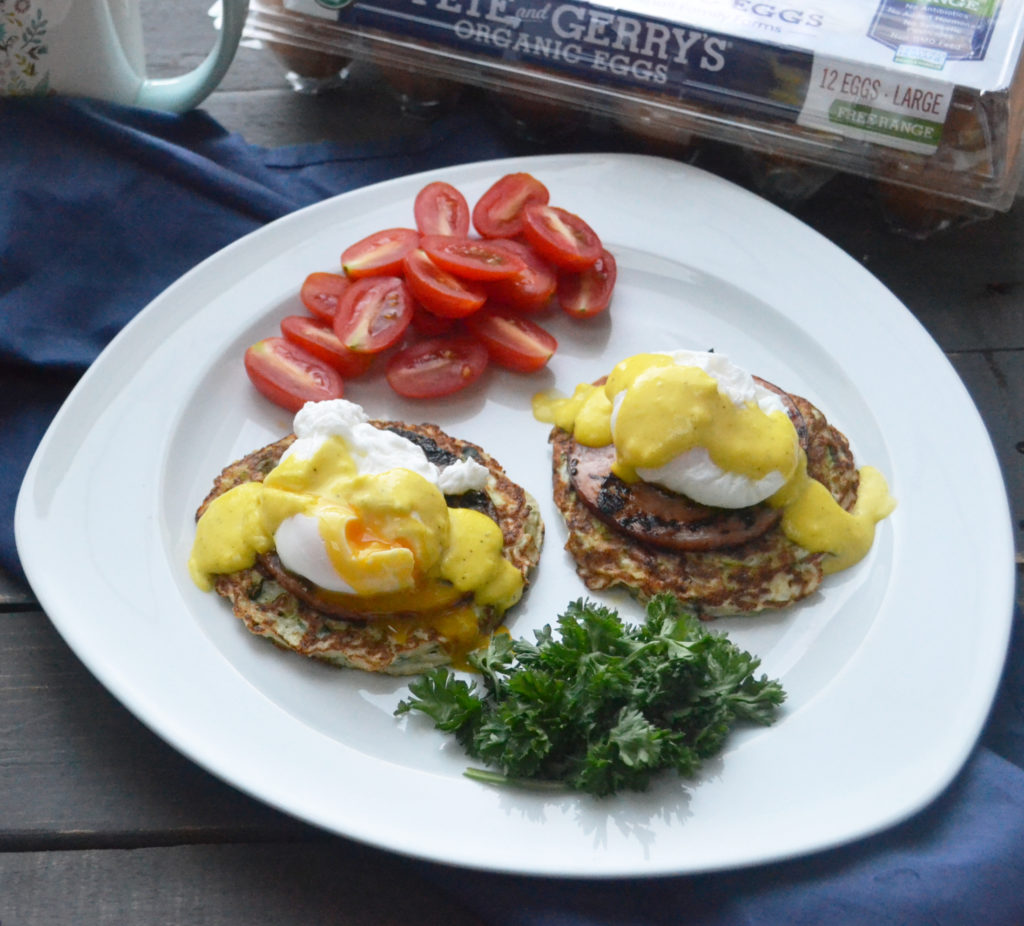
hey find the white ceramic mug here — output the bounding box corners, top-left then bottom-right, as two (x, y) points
(0, 0), (250, 112)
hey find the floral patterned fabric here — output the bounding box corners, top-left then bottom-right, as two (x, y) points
(0, 1), (50, 96)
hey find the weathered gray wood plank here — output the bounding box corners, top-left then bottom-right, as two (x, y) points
(0, 567), (33, 608)
(793, 176), (1024, 355)
(200, 84), (429, 148)
(948, 349), (1024, 572)
(0, 610), (309, 843)
(140, 0), (288, 91)
(1, 843), (485, 926)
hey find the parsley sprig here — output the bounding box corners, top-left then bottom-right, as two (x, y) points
(395, 594), (786, 797)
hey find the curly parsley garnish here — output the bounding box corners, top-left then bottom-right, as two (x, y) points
(395, 594), (786, 797)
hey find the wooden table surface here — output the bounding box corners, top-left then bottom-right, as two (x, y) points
(2, 2), (1022, 922)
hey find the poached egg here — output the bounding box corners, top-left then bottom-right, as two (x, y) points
(534, 350), (895, 574)
(188, 399), (523, 615)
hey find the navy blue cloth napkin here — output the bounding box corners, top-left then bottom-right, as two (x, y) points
(3, 97), (1022, 925)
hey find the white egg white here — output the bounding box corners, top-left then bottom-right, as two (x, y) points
(275, 513), (356, 593)
(614, 350), (791, 509)
(273, 399), (488, 591)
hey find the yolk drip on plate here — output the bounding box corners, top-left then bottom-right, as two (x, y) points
(188, 432), (523, 656)
(534, 351), (896, 575)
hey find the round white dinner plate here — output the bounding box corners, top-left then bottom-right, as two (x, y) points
(16, 153), (1015, 877)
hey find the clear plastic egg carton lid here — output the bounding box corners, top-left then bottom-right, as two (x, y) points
(243, 0), (1024, 226)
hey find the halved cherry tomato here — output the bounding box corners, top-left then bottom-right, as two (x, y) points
(521, 203), (602, 270)
(414, 181), (470, 237)
(402, 248), (488, 318)
(419, 235), (526, 282)
(280, 315), (374, 377)
(465, 308), (558, 373)
(485, 237), (557, 313)
(472, 173), (550, 238)
(557, 248), (617, 318)
(333, 276), (414, 353)
(341, 227), (419, 278)
(244, 337), (345, 412)
(386, 335), (489, 399)
(410, 304), (457, 337)
(300, 271), (351, 322)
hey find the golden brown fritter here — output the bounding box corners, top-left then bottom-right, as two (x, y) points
(549, 393), (858, 618)
(196, 421), (543, 675)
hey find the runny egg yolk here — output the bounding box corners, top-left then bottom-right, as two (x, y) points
(187, 434), (524, 638)
(533, 352), (896, 575)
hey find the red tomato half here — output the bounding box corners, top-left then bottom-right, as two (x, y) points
(410, 304), (457, 337)
(341, 227), (419, 278)
(402, 248), (488, 318)
(420, 235), (526, 282)
(557, 248), (617, 318)
(521, 203), (602, 270)
(300, 271), (351, 322)
(466, 308), (557, 373)
(414, 181), (470, 237)
(386, 335), (489, 399)
(333, 276), (414, 353)
(485, 237), (557, 313)
(244, 337), (345, 412)
(280, 315), (374, 377)
(472, 173), (550, 238)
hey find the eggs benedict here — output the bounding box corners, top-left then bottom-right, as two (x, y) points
(189, 399), (543, 674)
(534, 350), (895, 616)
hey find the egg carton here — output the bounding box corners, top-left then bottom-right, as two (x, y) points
(244, 0), (1024, 234)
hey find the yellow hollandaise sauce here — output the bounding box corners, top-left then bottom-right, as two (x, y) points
(533, 352), (896, 575)
(188, 434), (523, 654)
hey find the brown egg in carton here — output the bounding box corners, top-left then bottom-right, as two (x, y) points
(242, 0), (1024, 237)
(246, 0), (353, 90)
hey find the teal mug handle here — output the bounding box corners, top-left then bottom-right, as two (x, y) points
(135, 0), (250, 112)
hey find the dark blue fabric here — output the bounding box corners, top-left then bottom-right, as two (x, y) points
(3, 96), (1022, 925)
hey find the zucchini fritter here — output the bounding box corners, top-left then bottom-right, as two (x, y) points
(549, 393), (858, 617)
(196, 421), (543, 674)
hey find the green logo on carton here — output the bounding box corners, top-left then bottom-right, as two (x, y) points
(906, 0), (998, 16)
(828, 101), (943, 148)
(316, 0), (354, 9)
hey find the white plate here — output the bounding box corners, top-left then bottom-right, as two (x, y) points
(16, 153), (1015, 877)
